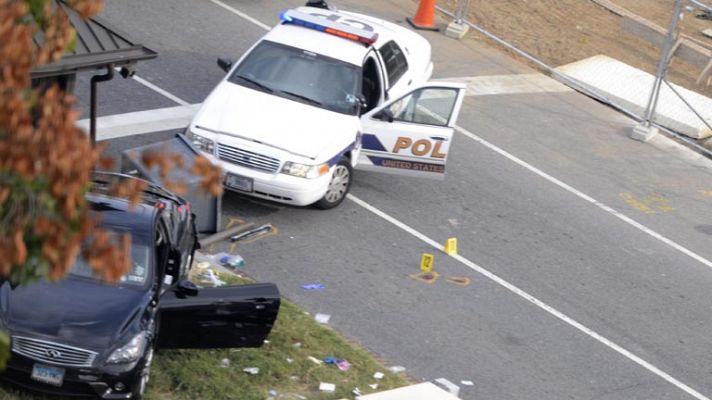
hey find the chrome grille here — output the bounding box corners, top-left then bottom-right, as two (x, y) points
(12, 336), (97, 367)
(217, 143), (281, 173)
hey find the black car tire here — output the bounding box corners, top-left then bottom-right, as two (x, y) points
(130, 344), (154, 400)
(314, 158), (352, 209)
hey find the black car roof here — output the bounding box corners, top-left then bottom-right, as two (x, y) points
(86, 172), (185, 240)
(91, 171), (187, 206)
(86, 193), (157, 240)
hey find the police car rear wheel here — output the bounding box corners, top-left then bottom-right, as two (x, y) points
(315, 159), (352, 209)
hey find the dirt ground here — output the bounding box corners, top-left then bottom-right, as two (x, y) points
(441, 0), (712, 97)
(616, 0), (712, 43)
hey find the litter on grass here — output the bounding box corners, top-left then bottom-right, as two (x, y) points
(373, 372), (384, 380)
(324, 357), (351, 371)
(219, 358), (230, 368)
(315, 313), (331, 324)
(319, 382), (336, 392)
(337, 359), (352, 371)
(199, 269), (225, 287)
(308, 356), (323, 365)
(243, 367), (260, 375)
(369, 383), (379, 390)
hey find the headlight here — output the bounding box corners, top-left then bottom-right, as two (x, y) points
(281, 162), (330, 179)
(106, 332), (147, 364)
(186, 128), (215, 154)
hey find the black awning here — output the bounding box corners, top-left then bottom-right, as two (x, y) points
(30, 0), (157, 79)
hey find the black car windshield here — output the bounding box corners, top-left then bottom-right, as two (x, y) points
(228, 41), (361, 116)
(69, 241), (151, 287)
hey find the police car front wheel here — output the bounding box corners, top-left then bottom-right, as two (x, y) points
(315, 158), (352, 209)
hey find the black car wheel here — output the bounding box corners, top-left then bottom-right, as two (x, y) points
(315, 158), (352, 209)
(130, 345), (154, 400)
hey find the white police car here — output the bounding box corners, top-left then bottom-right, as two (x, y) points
(187, 3), (465, 209)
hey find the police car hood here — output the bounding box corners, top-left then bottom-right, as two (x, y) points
(194, 83), (360, 160)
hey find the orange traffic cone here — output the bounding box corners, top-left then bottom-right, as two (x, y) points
(407, 0), (440, 31)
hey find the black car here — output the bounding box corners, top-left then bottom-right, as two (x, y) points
(0, 173), (280, 399)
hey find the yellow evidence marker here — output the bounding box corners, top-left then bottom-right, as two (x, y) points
(444, 237), (458, 256)
(420, 253), (434, 272)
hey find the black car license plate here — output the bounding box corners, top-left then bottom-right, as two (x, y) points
(31, 364), (65, 387)
(225, 173), (253, 193)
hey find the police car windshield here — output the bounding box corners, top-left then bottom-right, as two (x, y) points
(229, 41), (361, 116)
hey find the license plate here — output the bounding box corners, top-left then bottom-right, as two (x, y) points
(225, 173), (253, 193)
(31, 364), (65, 387)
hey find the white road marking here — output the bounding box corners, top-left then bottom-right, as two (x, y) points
(77, 104), (200, 140)
(131, 74), (191, 106)
(208, 0), (272, 31)
(347, 193), (710, 400)
(437, 74), (573, 96)
(454, 125), (712, 270)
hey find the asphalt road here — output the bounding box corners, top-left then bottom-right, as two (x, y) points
(76, 0), (712, 399)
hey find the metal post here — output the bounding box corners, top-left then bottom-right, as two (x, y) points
(89, 65), (115, 145)
(446, 0), (471, 39)
(631, 0), (684, 141)
(455, 0), (471, 24)
(642, 0), (684, 126)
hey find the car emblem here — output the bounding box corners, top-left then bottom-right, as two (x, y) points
(45, 349), (62, 359)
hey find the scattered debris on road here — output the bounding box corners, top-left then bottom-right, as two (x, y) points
(315, 313), (331, 324)
(302, 282), (326, 290)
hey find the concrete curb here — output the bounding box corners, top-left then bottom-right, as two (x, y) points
(355, 383), (460, 400)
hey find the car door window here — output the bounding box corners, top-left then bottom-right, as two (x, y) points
(378, 41), (408, 88)
(383, 87), (459, 126)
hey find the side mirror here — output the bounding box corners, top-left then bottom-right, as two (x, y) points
(356, 94), (368, 116)
(217, 58), (234, 73)
(356, 94), (368, 109)
(177, 280), (199, 297)
(375, 108), (395, 123)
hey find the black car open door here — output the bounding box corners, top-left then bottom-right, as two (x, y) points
(156, 283), (280, 349)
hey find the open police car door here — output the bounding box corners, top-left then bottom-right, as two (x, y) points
(357, 82), (466, 179)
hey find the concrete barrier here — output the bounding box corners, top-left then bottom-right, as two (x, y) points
(356, 382), (460, 400)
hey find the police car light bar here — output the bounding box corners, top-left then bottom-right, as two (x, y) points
(280, 9), (379, 46)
